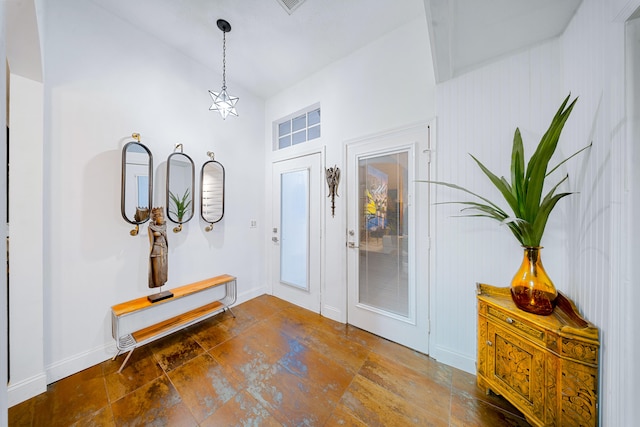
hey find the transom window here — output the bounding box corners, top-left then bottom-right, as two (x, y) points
(275, 105), (321, 150)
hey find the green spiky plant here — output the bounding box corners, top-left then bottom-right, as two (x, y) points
(427, 94), (590, 247)
(169, 188), (192, 222)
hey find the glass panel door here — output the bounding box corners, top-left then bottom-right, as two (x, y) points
(358, 152), (408, 316)
(346, 124), (430, 354)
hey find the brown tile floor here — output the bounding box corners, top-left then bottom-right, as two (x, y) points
(9, 295), (530, 426)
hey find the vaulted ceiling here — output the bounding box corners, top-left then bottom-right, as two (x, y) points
(425, 0), (583, 82)
(7, 0), (582, 97)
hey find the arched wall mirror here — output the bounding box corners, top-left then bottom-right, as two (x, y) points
(121, 136), (153, 236)
(201, 152), (225, 231)
(166, 145), (195, 233)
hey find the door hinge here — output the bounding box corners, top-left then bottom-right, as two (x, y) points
(423, 149), (432, 163)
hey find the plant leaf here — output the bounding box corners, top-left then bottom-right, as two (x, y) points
(524, 95), (577, 222)
(546, 142), (592, 177)
(511, 128), (525, 216)
(469, 154), (519, 214)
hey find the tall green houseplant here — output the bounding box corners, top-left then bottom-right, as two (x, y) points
(432, 94), (589, 247)
(428, 94), (590, 314)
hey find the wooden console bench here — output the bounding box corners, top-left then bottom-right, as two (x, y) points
(111, 274), (236, 372)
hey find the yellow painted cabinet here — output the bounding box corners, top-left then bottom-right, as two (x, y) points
(476, 283), (599, 427)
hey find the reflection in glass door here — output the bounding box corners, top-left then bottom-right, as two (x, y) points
(358, 152), (409, 317)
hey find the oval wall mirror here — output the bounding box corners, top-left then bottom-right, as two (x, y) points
(166, 149), (195, 232)
(121, 139), (153, 236)
(201, 154), (225, 231)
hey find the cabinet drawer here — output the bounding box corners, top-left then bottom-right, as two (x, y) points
(487, 305), (544, 343)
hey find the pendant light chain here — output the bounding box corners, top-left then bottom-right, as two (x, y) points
(222, 31), (227, 91)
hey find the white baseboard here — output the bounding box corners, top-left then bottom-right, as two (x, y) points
(322, 304), (344, 323)
(8, 372), (47, 407)
(429, 345), (476, 375)
(46, 342), (117, 385)
(236, 285), (268, 305)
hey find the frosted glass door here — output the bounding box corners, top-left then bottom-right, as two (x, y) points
(272, 153), (321, 313)
(280, 170), (309, 290)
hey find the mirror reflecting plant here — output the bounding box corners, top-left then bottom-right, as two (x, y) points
(169, 188), (192, 222)
(166, 149), (195, 232)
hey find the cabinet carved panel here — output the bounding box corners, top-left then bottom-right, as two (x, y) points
(477, 283), (599, 427)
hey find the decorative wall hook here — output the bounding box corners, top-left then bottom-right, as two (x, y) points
(174, 143), (184, 153)
(132, 133), (141, 142)
(325, 165), (340, 217)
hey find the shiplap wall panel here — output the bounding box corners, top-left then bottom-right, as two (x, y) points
(432, 41), (564, 371)
(561, 1), (631, 425)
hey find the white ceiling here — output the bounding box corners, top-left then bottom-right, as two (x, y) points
(7, 0), (583, 98)
(87, 0), (426, 99)
(425, 0), (583, 82)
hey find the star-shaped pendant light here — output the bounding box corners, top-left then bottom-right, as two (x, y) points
(209, 19), (238, 119)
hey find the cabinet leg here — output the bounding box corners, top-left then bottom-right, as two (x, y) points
(477, 376), (491, 396)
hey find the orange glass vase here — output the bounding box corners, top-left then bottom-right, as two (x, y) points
(510, 247), (557, 315)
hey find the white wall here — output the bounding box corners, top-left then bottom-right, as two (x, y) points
(627, 13), (640, 425)
(1, 1), (9, 423)
(8, 74), (45, 405)
(7, 0), (267, 403)
(264, 17), (435, 323)
(560, 1), (640, 425)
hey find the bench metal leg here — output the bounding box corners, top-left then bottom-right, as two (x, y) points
(117, 348), (135, 373)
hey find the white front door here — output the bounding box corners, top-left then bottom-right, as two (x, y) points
(272, 153), (322, 313)
(346, 125), (430, 353)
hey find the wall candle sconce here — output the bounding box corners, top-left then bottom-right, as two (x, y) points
(326, 165), (340, 217)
